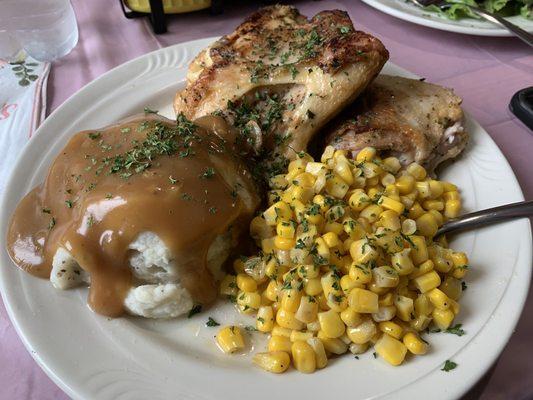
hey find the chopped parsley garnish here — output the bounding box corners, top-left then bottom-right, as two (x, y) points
(209, 207), (218, 214)
(445, 324), (466, 336)
(48, 217), (56, 230)
(65, 200), (73, 208)
(200, 167), (215, 179)
(42, 208), (51, 214)
(461, 281), (468, 291)
(88, 132), (102, 140)
(188, 304), (202, 318)
(143, 107), (158, 114)
(169, 176), (177, 184)
(244, 325), (258, 332)
(206, 317), (220, 327)
(441, 360), (457, 372)
(339, 26), (351, 34)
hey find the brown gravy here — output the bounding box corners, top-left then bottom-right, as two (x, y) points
(6, 114), (258, 317)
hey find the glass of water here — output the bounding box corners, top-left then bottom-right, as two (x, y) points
(0, 0), (78, 62)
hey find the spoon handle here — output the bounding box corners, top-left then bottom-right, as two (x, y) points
(436, 200), (533, 237)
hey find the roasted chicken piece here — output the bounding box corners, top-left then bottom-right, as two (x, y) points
(324, 75), (468, 172)
(175, 5), (388, 176)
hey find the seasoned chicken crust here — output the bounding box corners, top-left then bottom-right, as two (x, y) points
(324, 75), (468, 172)
(175, 5), (388, 176)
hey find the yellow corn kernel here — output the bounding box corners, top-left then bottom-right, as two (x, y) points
(449, 298), (461, 314)
(272, 325), (291, 337)
(379, 210), (401, 231)
(443, 190), (460, 202)
(256, 306), (274, 332)
(394, 295), (414, 321)
(334, 158), (354, 186)
(379, 292), (395, 307)
(263, 201), (292, 225)
(414, 294), (434, 316)
(403, 332), (428, 355)
(233, 258), (246, 274)
(409, 259), (434, 279)
(416, 213), (439, 237)
(348, 288), (379, 313)
(250, 216), (274, 242)
(322, 232), (340, 248)
(340, 307), (363, 327)
(362, 162), (382, 179)
(303, 276), (322, 296)
(444, 199), (461, 219)
(326, 293), (348, 312)
(295, 295), (319, 323)
(219, 274), (238, 297)
(281, 288), (302, 313)
(451, 251), (468, 268)
(440, 276), (462, 301)
(416, 181), (431, 200)
(348, 263), (372, 285)
(395, 174), (415, 195)
(320, 271), (341, 298)
(340, 275), (360, 293)
(356, 147), (376, 162)
(274, 235), (295, 251)
(312, 194), (329, 213)
(372, 266), (400, 288)
(265, 280), (280, 302)
(307, 337), (328, 369)
(407, 162), (426, 180)
(291, 199), (306, 223)
(373, 229), (404, 253)
(269, 174), (288, 190)
(325, 174), (350, 199)
(290, 330), (314, 342)
(374, 333), (407, 366)
(380, 196), (405, 215)
(442, 181), (458, 192)
(432, 308), (455, 330)
(307, 320), (321, 332)
(382, 157), (401, 174)
(429, 210), (444, 226)
(293, 172), (316, 189)
(427, 288), (451, 310)
(423, 199), (444, 211)
(368, 282), (389, 295)
(413, 270), (442, 293)
(346, 318), (377, 344)
(291, 341), (316, 373)
(350, 239), (378, 264)
(408, 202), (425, 219)
(317, 333), (349, 354)
(237, 291), (261, 314)
(276, 221), (295, 239)
(216, 326), (245, 354)
(236, 273), (257, 292)
(410, 315), (432, 331)
(324, 221), (344, 235)
(253, 351), (290, 374)
(348, 190), (370, 212)
(409, 235), (428, 265)
(314, 237), (330, 263)
(261, 238), (275, 254)
(276, 309), (305, 330)
(318, 310), (345, 338)
(268, 335), (292, 352)
(360, 204), (383, 223)
(427, 179), (444, 198)
(391, 249), (415, 275)
(378, 321), (403, 339)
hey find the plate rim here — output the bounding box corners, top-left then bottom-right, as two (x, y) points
(360, 0), (533, 36)
(1, 37), (531, 400)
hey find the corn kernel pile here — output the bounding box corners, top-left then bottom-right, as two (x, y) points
(217, 146), (469, 373)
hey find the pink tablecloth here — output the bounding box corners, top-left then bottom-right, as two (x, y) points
(1, 0), (532, 399)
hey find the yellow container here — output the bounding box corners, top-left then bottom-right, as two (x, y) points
(126, 0), (211, 14)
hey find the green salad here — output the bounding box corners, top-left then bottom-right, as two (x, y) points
(425, 0), (532, 20)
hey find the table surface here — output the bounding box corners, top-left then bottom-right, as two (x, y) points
(1, 0), (532, 399)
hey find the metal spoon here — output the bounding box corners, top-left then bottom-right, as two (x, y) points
(436, 200), (533, 237)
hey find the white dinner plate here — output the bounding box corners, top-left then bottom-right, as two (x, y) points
(361, 0), (533, 36)
(0, 37), (531, 400)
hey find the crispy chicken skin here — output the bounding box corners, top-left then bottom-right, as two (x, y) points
(324, 75), (468, 172)
(175, 5), (388, 174)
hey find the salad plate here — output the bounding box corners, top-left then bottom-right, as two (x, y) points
(361, 0), (533, 36)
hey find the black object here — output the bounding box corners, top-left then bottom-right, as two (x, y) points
(510, 87), (533, 131)
(119, 0), (225, 34)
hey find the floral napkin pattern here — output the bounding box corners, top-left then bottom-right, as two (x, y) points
(0, 53), (50, 193)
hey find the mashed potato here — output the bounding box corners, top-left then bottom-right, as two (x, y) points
(49, 231), (230, 318)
